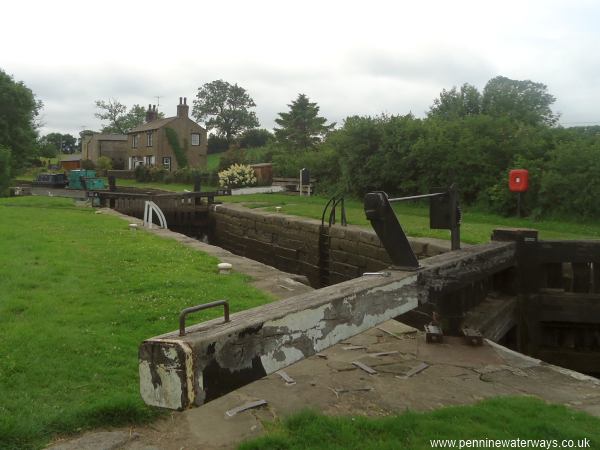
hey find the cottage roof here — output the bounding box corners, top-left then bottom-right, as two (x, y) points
(61, 155), (82, 162)
(128, 117), (177, 133)
(96, 134), (128, 141)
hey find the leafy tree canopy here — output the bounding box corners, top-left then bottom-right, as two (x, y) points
(0, 68), (42, 172)
(274, 94), (336, 151)
(428, 83), (482, 119)
(95, 100), (163, 134)
(38, 132), (77, 157)
(207, 134), (229, 154)
(238, 128), (274, 148)
(192, 80), (259, 143)
(482, 76), (559, 126)
(429, 76), (559, 127)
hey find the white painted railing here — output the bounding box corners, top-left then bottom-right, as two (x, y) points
(143, 201), (168, 229)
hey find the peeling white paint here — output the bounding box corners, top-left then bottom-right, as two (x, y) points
(162, 346), (179, 363)
(141, 273), (421, 408)
(255, 285), (419, 375)
(139, 340), (195, 410)
(261, 346), (305, 374)
(365, 275), (418, 295)
(139, 360), (183, 410)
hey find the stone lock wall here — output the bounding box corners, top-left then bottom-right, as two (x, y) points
(210, 203), (450, 287)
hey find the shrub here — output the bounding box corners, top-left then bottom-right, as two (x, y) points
(166, 167), (199, 184)
(134, 165), (167, 182)
(272, 145), (341, 195)
(218, 164), (257, 189)
(96, 156), (113, 175)
(218, 148), (246, 171)
(539, 140), (600, 218)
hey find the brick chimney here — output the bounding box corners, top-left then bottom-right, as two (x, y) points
(177, 97), (189, 118)
(145, 104), (153, 123)
(145, 104), (158, 122)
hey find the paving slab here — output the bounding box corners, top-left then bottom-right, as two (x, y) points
(49, 322), (600, 450)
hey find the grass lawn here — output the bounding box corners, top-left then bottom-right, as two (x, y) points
(221, 193), (600, 244)
(27, 171), (597, 243)
(239, 397), (600, 450)
(106, 177), (218, 193)
(207, 152), (221, 171)
(0, 196), (273, 449)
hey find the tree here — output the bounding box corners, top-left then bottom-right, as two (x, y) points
(95, 100), (160, 134)
(78, 130), (95, 152)
(38, 132), (77, 156)
(274, 94), (335, 151)
(192, 80), (259, 143)
(207, 134), (229, 154)
(428, 83), (482, 119)
(0, 146), (11, 195)
(0, 69), (41, 174)
(482, 76), (559, 126)
(238, 128), (274, 148)
(38, 138), (58, 158)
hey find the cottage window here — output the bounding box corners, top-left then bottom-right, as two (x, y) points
(132, 134), (138, 148)
(147, 131), (153, 147)
(145, 155), (155, 166)
(191, 133), (201, 146)
(163, 157), (171, 171)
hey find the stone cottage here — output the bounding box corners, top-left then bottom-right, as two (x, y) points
(127, 98), (207, 171)
(81, 133), (129, 169)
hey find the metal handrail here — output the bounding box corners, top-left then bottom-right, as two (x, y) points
(329, 196), (347, 227)
(179, 300), (230, 336)
(321, 194), (347, 227)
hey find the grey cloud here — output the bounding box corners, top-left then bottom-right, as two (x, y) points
(350, 48), (495, 87)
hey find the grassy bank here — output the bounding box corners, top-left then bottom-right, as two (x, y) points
(106, 176), (218, 193)
(239, 397), (600, 450)
(221, 193), (600, 244)
(0, 196), (273, 449)
(69, 174), (598, 243)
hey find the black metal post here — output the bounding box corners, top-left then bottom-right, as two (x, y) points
(108, 175), (116, 192)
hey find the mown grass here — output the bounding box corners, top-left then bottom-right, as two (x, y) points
(34, 171), (597, 243)
(105, 177), (218, 193)
(221, 193), (600, 244)
(239, 397), (600, 450)
(207, 152), (221, 171)
(0, 196), (273, 449)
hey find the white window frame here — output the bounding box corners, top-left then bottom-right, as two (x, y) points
(191, 133), (201, 146)
(145, 155), (155, 166)
(162, 157), (171, 171)
(147, 131), (153, 147)
(132, 134), (138, 148)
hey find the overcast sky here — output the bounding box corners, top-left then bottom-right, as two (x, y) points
(2, 0), (599, 137)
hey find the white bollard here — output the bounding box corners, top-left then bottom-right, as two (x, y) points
(129, 223), (138, 234)
(275, 206), (282, 213)
(218, 262), (232, 275)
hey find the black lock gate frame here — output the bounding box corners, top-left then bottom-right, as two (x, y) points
(364, 185), (461, 270)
